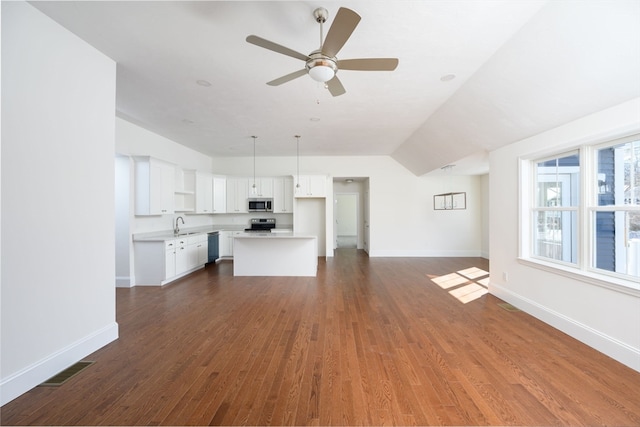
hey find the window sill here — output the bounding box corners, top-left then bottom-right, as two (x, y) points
(517, 257), (640, 297)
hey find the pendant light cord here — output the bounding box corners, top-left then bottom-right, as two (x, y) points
(295, 135), (301, 188)
(251, 136), (257, 190)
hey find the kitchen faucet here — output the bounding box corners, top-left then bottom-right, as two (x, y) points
(174, 216), (185, 235)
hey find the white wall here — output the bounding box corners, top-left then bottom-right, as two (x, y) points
(1, 2), (118, 404)
(489, 97), (640, 371)
(480, 174), (490, 258)
(336, 194), (358, 236)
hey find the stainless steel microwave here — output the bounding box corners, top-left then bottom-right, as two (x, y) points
(248, 198), (273, 212)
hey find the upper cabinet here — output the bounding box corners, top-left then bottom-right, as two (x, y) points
(273, 177), (293, 213)
(175, 169), (195, 213)
(194, 172), (214, 214)
(177, 171), (226, 214)
(227, 177), (249, 213)
(212, 176), (227, 213)
(248, 177), (274, 198)
(294, 175), (327, 198)
(134, 156), (175, 215)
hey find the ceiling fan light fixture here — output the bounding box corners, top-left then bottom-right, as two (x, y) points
(308, 64), (335, 82)
(306, 54), (337, 82)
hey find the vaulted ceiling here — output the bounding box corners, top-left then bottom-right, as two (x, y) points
(30, 1), (640, 175)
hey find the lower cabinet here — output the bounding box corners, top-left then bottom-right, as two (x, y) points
(165, 240), (176, 279)
(196, 235), (208, 265)
(175, 237), (189, 274)
(219, 230), (242, 258)
(219, 231), (233, 257)
(135, 233), (208, 286)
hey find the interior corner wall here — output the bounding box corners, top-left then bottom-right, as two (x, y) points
(1, 2), (118, 405)
(489, 97), (640, 371)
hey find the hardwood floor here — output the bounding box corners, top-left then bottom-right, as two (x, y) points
(2, 250), (640, 425)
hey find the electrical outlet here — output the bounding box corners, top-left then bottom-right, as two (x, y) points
(503, 272), (509, 282)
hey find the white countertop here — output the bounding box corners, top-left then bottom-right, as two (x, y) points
(133, 226), (296, 242)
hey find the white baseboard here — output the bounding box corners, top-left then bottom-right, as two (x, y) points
(490, 283), (640, 372)
(0, 322), (119, 406)
(368, 249), (482, 257)
(115, 275), (133, 288)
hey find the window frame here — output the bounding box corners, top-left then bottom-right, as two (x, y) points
(530, 150), (581, 267)
(587, 135), (640, 281)
(519, 133), (640, 295)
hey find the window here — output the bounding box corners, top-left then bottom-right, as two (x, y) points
(591, 136), (640, 278)
(533, 153), (580, 264)
(525, 134), (640, 285)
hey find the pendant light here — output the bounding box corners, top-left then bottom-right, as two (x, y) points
(433, 164), (466, 210)
(251, 136), (257, 195)
(294, 135), (301, 190)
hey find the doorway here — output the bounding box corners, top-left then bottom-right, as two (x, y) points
(335, 193), (358, 248)
(332, 177), (369, 251)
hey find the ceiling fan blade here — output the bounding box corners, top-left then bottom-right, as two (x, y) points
(337, 58), (399, 71)
(266, 69), (308, 86)
(246, 35), (310, 62)
(326, 76), (346, 97)
(321, 7), (361, 58)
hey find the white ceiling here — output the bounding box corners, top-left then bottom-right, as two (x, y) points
(30, 1), (640, 176)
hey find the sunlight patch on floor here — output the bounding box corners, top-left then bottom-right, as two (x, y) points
(431, 273), (469, 289)
(456, 267), (488, 279)
(448, 283), (489, 304)
(477, 277), (490, 287)
(429, 266), (489, 304)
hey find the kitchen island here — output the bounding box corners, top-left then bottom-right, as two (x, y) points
(233, 232), (318, 277)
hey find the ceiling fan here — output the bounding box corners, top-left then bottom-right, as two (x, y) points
(246, 7), (399, 97)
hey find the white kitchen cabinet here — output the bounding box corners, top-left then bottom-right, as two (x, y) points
(226, 178), (249, 213)
(134, 233), (208, 286)
(175, 236), (190, 274)
(175, 169), (195, 213)
(135, 239), (177, 285)
(248, 177), (274, 197)
(294, 175), (326, 198)
(184, 233), (207, 267)
(179, 170), (214, 214)
(218, 230), (243, 258)
(273, 177), (293, 213)
(212, 176), (227, 213)
(195, 234), (208, 265)
(134, 156), (176, 215)
(194, 172), (214, 214)
(178, 234), (208, 272)
(219, 231), (232, 257)
(165, 240), (176, 279)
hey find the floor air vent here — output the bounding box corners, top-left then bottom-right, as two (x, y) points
(497, 302), (521, 312)
(39, 361), (94, 387)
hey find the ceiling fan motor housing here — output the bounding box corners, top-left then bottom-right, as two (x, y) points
(306, 51), (337, 82)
